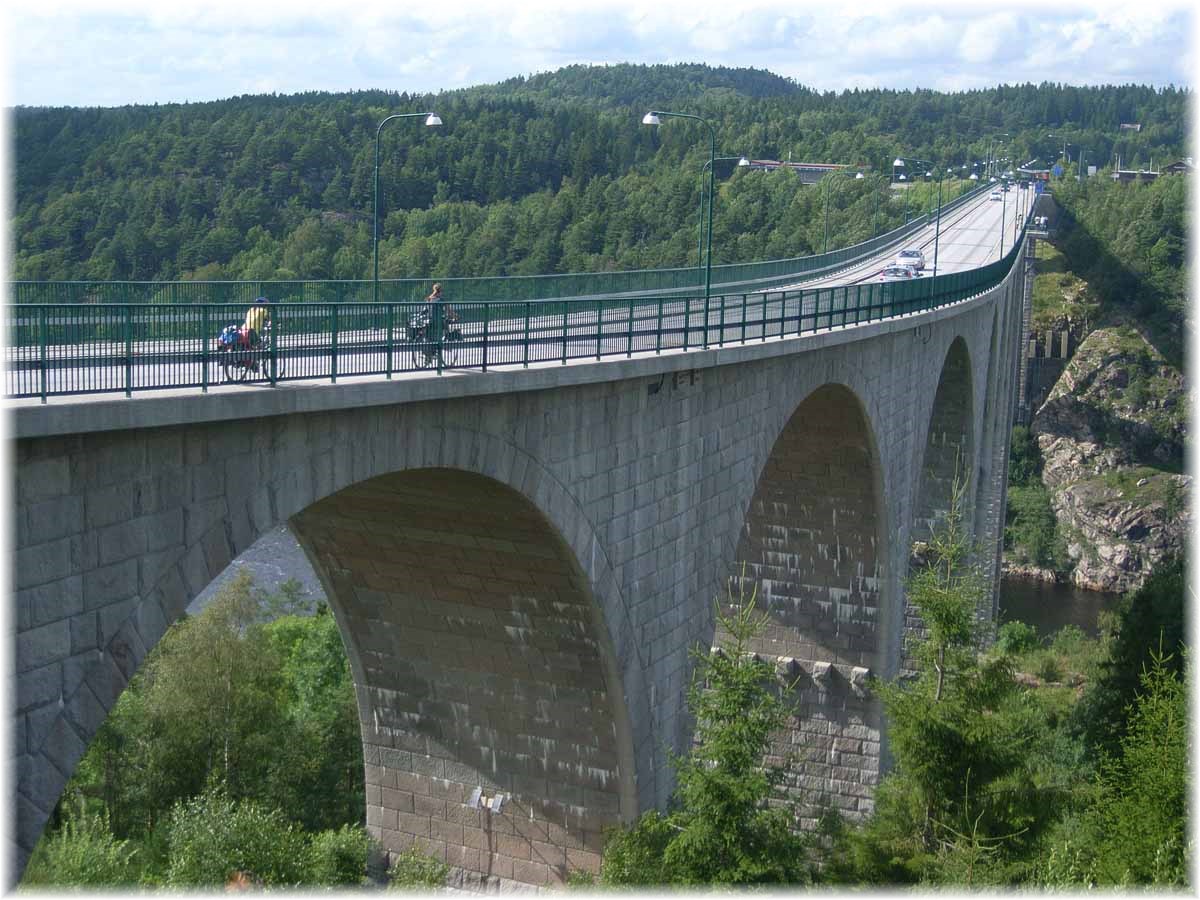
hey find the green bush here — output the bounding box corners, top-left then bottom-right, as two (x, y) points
(386, 845), (450, 889)
(163, 786), (309, 887)
(995, 620), (1041, 656)
(307, 823), (374, 886)
(20, 810), (139, 888)
(1004, 483), (1065, 569)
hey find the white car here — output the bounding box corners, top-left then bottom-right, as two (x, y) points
(895, 248), (926, 270)
(878, 265), (920, 282)
(989, 190), (1002, 201)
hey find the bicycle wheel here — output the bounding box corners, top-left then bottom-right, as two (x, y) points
(221, 349), (250, 383)
(409, 339), (432, 369)
(441, 337), (460, 368)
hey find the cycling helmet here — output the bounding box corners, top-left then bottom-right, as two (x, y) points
(256, 295), (272, 304)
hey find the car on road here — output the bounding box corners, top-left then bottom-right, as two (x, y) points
(878, 265), (920, 282)
(989, 190), (1002, 201)
(895, 248), (926, 270)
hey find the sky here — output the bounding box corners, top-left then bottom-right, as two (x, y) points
(4, 0), (1196, 109)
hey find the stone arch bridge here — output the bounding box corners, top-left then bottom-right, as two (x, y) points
(11, 251), (1025, 887)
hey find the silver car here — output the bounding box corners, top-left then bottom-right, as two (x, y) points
(878, 265), (920, 282)
(895, 248), (926, 270)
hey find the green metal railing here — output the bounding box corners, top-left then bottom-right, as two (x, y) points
(9, 184), (989, 308)
(7, 211), (1027, 402)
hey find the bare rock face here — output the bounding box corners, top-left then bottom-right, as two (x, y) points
(1030, 325), (1188, 594)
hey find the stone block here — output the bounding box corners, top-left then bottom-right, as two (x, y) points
(41, 715), (87, 784)
(16, 456), (71, 504)
(17, 620), (71, 674)
(16, 536), (80, 591)
(82, 558), (138, 610)
(22, 495), (84, 546)
(69, 611), (99, 655)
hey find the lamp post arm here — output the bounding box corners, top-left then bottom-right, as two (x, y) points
(648, 110), (717, 299)
(373, 112), (439, 304)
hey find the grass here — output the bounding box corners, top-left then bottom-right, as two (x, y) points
(1031, 242), (1100, 333)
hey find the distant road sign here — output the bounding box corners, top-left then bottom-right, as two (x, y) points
(1051, 164), (1064, 177)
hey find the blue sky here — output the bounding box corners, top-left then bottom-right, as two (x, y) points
(5, 0), (1195, 108)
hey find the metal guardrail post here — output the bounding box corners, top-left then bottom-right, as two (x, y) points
(655, 298), (663, 354)
(761, 292), (768, 341)
(702, 293), (710, 349)
(596, 298), (602, 360)
(682, 298), (690, 352)
(201, 304), (209, 393)
(386, 303), (394, 378)
(561, 304), (568, 364)
(38, 306), (47, 403)
(330, 304), (338, 383)
(124, 305), (133, 397)
(626, 299), (634, 357)
(718, 294), (726, 345)
(523, 302), (530, 368)
(269, 307), (278, 387)
(482, 303), (489, 372)
(741, 294), (748, 343)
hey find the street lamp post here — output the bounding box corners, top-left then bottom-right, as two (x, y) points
(373, 111), (442, 303)
(932, 174), (943, 277)
(823, 168), (864, 254)
(644, 110), (718, 300)
(1000, 177), (1006, 258)
(697, 155), (750, 284)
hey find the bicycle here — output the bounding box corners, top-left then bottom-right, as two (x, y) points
(215, 322), (285, 383)
(406, 310), (461, 369)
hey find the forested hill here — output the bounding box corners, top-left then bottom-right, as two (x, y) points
(11, 63), (1189, 283)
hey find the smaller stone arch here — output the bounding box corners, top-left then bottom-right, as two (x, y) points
(913, 336), (976, 546)
(729, 382), (888, 825)
(904, 336), (976, 670)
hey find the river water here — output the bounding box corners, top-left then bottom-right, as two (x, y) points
(997, 575), (1122, 638)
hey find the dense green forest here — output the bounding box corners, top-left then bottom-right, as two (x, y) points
(12, 64), (1188, 283)
(25, 542), (1188, 888)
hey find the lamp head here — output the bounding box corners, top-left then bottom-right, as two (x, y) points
(642, 112), (661, 126)
(893, 158), (905, 167)
(855, 171), (864, 179)
(425, 114), (443, 127)
(737, 156), (750, 166)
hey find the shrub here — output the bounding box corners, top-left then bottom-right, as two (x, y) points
(307, 823), (374, 886)
(387, 845), (450, 889)
(20, 809), (138, 887)
(163, 786), (309, 887)
(995, 620), (1040, 656)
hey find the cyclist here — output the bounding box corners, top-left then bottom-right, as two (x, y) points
(242, 296), (273, 372)
(422, 283), (456, 365)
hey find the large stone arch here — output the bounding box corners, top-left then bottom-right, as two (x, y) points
(290, 467), (637, 887)
(13, 412), (651, 888)
(727, 382), (888, 825)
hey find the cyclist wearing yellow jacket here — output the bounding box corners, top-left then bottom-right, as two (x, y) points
(243, 296), (272, 347)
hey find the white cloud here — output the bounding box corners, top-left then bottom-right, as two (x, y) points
(5, 0), (1194, 107)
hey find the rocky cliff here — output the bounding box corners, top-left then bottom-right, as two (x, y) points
(1026, 324), (1188, 593)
